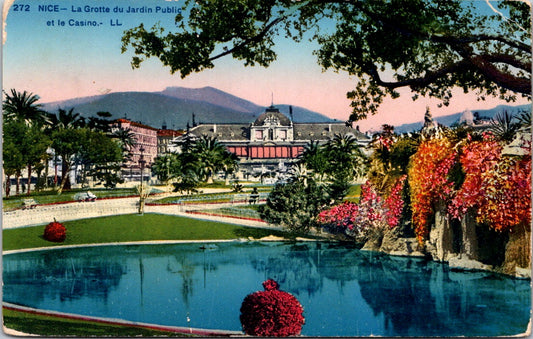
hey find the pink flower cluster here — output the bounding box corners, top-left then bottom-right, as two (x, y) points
(317, 178), (407, 240)
(384, 175), (407, 228)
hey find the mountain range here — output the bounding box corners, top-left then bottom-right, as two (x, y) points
(42, 86), (336, 130)
(42, 86), (530, 132)
(393, 104), (531, 134)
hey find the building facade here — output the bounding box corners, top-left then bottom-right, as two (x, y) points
(157, 127), (183, 155)
(171, 105), (371, 181)
(113, 119), (158, 181)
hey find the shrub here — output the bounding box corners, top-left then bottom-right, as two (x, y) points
(240, 279), (305, 337)
(43, 220), (66, 242)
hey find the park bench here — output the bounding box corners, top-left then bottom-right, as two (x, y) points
(21, 198), (37, 209)
(248, 193), (260, 205)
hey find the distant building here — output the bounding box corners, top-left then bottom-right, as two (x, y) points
(113, 119), (158, 181)
(171, 105), (371, 181)
(157, 126), (183, 155)
(457, 109), (492, 129)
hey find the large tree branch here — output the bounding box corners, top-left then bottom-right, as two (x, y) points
(468, 55), (532, 94)
(366, 56), (531, 96)
(365, 60), (472, 90)
(477, 53), (532, 73)
(206, 16), (284, 63)
(431, 34), (530, 54)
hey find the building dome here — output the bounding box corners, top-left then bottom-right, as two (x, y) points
(253, 106), (292, 126)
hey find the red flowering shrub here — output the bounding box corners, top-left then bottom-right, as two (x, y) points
(317, 178), (407, 241)
(449, 137), (531, 232)
(384, 175), (407, 228)
(43, 220), (66, 242)
(240, 279), (305, 337)
(449, 138), (503, 220)
(317, 201), (360, 236)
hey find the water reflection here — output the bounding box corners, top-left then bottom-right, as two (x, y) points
(3, 242), (530, 336)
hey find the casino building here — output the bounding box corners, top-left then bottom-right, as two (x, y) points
(170, 105), (371, 182)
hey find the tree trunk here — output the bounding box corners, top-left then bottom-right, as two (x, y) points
(5, 174), (11, 197)
(26, 164), (32, 196)
(62, 158), (71, 191)
(15, 170), (21, 195)
(461, 210), (479, 260)
(57, 163), (72, 195)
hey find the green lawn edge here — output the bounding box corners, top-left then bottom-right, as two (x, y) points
(3, 213), (293, 252)
(2, 308), (194, 337)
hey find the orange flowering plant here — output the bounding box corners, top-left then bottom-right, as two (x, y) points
(408, 137), (457, 244)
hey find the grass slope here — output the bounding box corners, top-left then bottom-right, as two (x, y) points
(3, 213), (287, 251)
(3, 308), (192, 337)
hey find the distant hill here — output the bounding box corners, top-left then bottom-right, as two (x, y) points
(42, 87), (335, 129)
(394, 104), (531, 134)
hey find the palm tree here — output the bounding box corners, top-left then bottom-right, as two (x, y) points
(192, 135), (228, 184)
(326, 133), (366, 179)
(52, 108), (85, 129)
(299, 140), (328, 174)
(3, 89), (51, 195)
(3, 89), (49, 127)
(221, 150), (239, 185)
(111, 127), (137, 161)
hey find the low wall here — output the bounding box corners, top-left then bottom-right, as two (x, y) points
(2, 198), (139, 229)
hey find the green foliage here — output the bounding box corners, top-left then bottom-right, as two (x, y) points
(259, 179), (330, 233)
(154, 135), (239, 190)
(121, 1), (531, 121)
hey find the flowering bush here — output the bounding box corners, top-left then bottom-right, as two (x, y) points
(240, 279), (305, 337)
(449, 136), (531, 232)
(317, 179), (407, 242)
(449, 138), (503, 220)
(43, 220), (66, 242)
(384, 175), (407, 228)
(317, 201), (360, 236)
(408, 138), (457, 244)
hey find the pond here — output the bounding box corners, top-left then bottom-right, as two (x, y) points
(3, 242), (530, 337)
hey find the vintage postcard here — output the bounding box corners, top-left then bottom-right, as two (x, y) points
(2, 0), (531, 337)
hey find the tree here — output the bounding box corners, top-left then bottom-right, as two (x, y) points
(48, 108), (85, 130)
(259, 178), (330, 233)
(192, 135), (235, 184)
(22, 125), (50, 195)
(111, 127), (138, 162)
(3, 89), (51, 195)
(87, 111), (114, 133)
(3, 120), (26, 196)
(51, 128), (89, 194)
(79, 131), (124, 188)
(121, 0), (531, 122)
(3, 89), (49, 127)
(325, 133), (366, 179)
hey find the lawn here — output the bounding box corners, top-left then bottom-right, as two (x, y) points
(2, 308), (193, 337)
(3, 213), (289, 251)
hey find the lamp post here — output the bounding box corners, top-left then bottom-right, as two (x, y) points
(137, 146), (148, 215)
(139, 146), (146, 185)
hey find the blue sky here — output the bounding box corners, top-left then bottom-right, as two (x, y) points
(3, 0), (530, 131)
